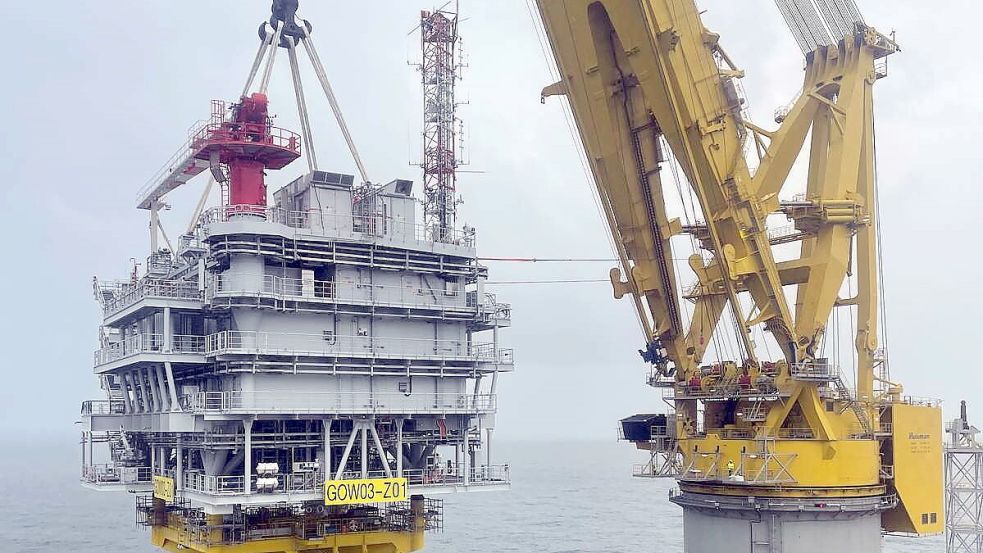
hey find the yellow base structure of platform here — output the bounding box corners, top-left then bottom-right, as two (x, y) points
(151, 525), (424, 553)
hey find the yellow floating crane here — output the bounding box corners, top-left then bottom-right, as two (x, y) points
(536, 0), (943, 549)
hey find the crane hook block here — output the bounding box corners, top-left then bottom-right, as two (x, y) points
(269, 0), (311, 45)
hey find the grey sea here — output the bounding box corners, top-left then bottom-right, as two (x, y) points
(0, 436), (943, 552)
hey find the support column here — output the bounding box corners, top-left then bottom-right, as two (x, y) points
(491, 325), (501, 395)
(368, 421), (392, 478)
(119, 373), (134, 414)
(151, 445), (156, 475)
(129, 371), (145, 413)
(335, 422), (360, 480)
(360, 421), (369, 478)
(164, 362), (180, 411)
(463, 418), (470, 486)
(154, 366), (171, 411)
(323, 418), (332, 478)
(88, 432), (93, 467)
(176, 439), (184, 492)
(244, 417), (253, 495)
(163, 307), (173, 353)
(396, 418), (404, 477)
(486, 428), (493, 467)
(138, 370), (151, 412)
(145, 368), (160, 412)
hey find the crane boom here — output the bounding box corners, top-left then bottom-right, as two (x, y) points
(536, 0), (944, 546)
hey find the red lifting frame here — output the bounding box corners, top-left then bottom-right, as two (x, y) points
(192, 93), (301, 208)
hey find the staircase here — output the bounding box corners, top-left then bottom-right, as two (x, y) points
(833, 376), (872, 436)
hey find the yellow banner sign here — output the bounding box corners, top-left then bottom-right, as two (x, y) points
(153, 475), (175, 502)
(324, 477), (407, 506)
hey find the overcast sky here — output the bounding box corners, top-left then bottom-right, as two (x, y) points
(1, 0), (980, 442)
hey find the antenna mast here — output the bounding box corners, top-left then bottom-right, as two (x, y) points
(419, 4), (462, 242)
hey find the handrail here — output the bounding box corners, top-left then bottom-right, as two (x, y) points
(94, 333), (206, 366)
(903, 396), (942, 408)
(336, 464), (510, 486)
(81, 464), (152, 485)
(178, 463), (508, 496)
(136, 121), (301, 206)
(188, 391), (497, 414)
(199, 206), (476, 246)
(135, 120), (211, 204)
(790, 361), (840, 381)
(200, 205), (311, 228)
(210, 274), (512, 322)
(81, 399), (126, 415)
(204, 329), (508, 363)
(99, 279), (202, 316)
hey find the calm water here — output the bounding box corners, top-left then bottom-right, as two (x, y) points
(0, 437), (943, 552)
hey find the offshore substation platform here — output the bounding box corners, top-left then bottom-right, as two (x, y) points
(536, 0), (944, 551)
(79, 3), (511, 553)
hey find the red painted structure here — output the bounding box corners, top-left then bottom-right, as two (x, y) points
(192, 93), (301, 210)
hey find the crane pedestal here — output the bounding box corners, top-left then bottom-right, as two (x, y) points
(673, 490), (890, 553)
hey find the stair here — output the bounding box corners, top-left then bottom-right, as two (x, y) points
(743, 400), (767, 422)
(833, 376), (872, 436)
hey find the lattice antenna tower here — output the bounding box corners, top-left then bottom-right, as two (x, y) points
(419, 3), (463, 242)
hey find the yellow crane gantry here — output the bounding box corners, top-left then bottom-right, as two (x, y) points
(536, 0), (943, 544)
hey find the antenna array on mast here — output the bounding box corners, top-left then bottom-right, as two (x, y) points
(419, 5), (463, 242)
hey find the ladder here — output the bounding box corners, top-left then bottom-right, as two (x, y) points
(833, 376), (872, 436)
(743, 400), (767, 422)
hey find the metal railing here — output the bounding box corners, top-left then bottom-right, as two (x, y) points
(192, 121), (301, 156)
(136, 498), (442, 546)
(774, 427), (816, 439)
(738, 450), (797, 484)
(212, 273), (333, 299)
(94, 333), (206, 366)
(681, 451), (722, 481)
(99, 279), (202, 316)
(204, 330), (509, 363)
(210, 274), (502, 314)
(179, 464), (508, 496)
(82, 464), (152, 485)
(137, 115), (301, 206)
(200, 205), (311, 228)
(708, 428), (755, 440)
(182, 472), (326, 496)
(348, 213), (475, 246)
(183, 472), (248, 495)
(336, 464), (510, 487)
(669, 382), (780, 399)
(136, 120), (211, 204)
(903, 396), (943, 408)
(790, 361), (840, 381)
(187, 391), (496, 415)
(81, 399), (126, 415)
(199, 206), (475, 247)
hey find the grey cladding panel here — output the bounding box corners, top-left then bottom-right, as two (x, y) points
(776, 0), (866, 55)
(312, 170), (355, 188)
